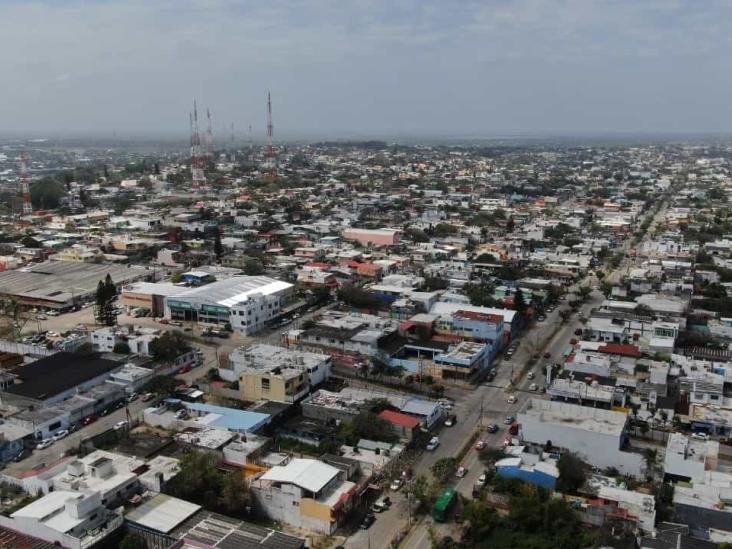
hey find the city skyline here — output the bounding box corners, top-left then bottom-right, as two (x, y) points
(2, 0), (731, 137)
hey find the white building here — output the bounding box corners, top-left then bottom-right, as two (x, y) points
(0, 491), (122, 549)
(165, 276), (294, 336)
(664, 433), (719, 483)
(251, 458), (355, 534)
(518, 399), (645, 477)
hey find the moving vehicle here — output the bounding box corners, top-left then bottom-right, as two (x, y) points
(529, 383), (539, 391)
(390, 479), (403, 491)
(432, 489), (457, 522)
(426, 436), (440, 451)
(487, 423), (499, 433)
(455, 466), (467, 478)
(476, 472), (488, 486)
(527, 371), (534, 380)
(507, 395), (517, 404)
(36, 439), (53, 450)
(360, 513), (376, 529)
(475, 440), (486, 451)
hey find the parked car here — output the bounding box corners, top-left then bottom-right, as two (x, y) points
(360, 513), (376, 529)
(390, 479), (403, 491)
(528, 383), (539, 391)
(426, 436), (440, 451)
(537, 315), (546, 322)
(504, 415), (515, 425)
(175, 409), (189, 419)
(543, 352), (551, 359)
(476, 472), (488, 486)
(475, 440), (486, 451)
(36, 439), (53, 450)
(527, 371), (534, 380)
(574, 328), (583, 336)
(507, 395), (517, 404)
(456, 466), (468, 478)
(113, 421), (129, 431)
(487, 423), (499, 433)
(141, 393), (155, 402)
(53, 429), (69, 441)
(371, 497), (391, 513)
(13, 449), (31, 462)
(691, 432), (710, 441)
(444, 415), (456, 427)
(83, 415), (98, 426)
(126, 392), (138, 403)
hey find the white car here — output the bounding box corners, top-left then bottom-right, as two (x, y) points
(426, 436), (440, 451)
(113, 421), (129, 431)
(52, 429), (69, 441)
(691, 432), (710, 441)
(527, 371), (535, 380)
(36, 439), (53, 450)
(455, 466), (468, 478)
(444, 417), (455, 427)
(528, 383), (539, 391)
(390, 479), (404, 491)
(507, 395), (517, 404)
(476, 472), (488, 486)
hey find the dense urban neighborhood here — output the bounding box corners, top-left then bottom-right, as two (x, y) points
(0, 137), (731, 549)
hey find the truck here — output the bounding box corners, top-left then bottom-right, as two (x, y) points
(432, 488), (457, 522)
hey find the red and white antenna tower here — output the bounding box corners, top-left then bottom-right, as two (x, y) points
(205, 108), (214, 160)
(264, 91), (277, 177)
(20, 152), (32, 216)
(190, 100), (206, 187)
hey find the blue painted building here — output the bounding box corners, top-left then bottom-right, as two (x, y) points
(495, 457), (559, 490)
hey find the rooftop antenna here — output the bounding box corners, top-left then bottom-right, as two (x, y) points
(20, 152), (32, 216)
(190, 100), (206, 187)
(264, 91), (277, 178)
(206, 108), (214, 160)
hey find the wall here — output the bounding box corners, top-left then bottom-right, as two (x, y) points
(519, 416), (645, 478)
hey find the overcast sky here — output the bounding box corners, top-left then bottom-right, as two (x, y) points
(2, 0), (731, 139)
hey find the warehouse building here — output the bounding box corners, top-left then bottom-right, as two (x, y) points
(518, 398), (645, 478)
(0, 261), (149, 311)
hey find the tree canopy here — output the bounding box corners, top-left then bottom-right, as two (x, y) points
(150, 331), (191, 363)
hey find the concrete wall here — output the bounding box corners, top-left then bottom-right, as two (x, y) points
(519, 415), (645, 478)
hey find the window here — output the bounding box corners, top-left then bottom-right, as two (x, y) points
(262, 378), (270, 391)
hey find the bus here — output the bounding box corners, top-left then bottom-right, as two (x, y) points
(432, 488), (457, 522)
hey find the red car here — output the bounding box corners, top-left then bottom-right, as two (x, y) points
(543, 352), (551, 359)
(83, 415), (98, 426)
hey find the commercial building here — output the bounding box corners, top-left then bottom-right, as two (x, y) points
(517, 399), (645, 477)
(342, 227), (401, 247)
(165, 275), (294, 335)
(120, 281), (182, 316)
(252, 458), (356, 534)
(0, 352), (123, 407)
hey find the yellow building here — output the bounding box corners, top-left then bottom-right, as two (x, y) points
(241, 368), (309, 403)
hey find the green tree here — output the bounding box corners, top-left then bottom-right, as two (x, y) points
(556, 452), (588, 494)
(150, 331), (191, 363)
(30, 177), (67, 209)
(112, 341), (131, 354)
(431, 457), (457, 485)
(213, 228), (224, 260)
(95, 275), (117, 326)
(243, 257), (264, 276)
(219, 471), (251, 517)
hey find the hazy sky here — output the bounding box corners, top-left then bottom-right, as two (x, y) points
(2, 0), (731, 138)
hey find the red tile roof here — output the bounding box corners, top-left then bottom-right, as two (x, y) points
(379, 409), (420, 429)
(597, 343), (642, 358)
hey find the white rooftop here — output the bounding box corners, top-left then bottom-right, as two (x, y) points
(126, 494), (201, 533)
(519, 398), (627, 437)
(259, 458), (339, 493)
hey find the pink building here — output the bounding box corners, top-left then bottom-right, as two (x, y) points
(342, 228), (401, 247)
